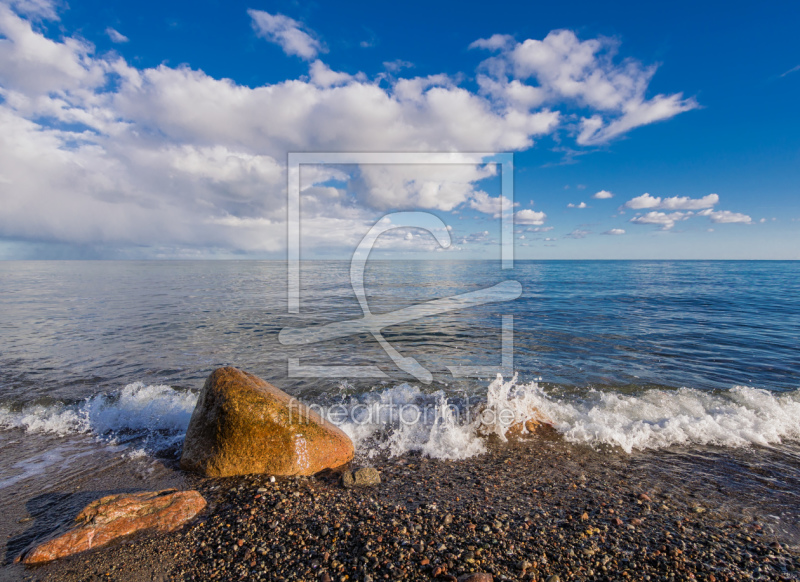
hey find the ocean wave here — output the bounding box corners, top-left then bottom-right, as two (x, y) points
(0, 382), (198, 453)
(333, 376), (800, 458)
(2, 377), (799, 460)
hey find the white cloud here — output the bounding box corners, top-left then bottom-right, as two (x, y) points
(468, 191), (517, 217)
(629, 211), (691, 230)
(625, 193), (718, 210)
(0, 3), (697, 257)
(105, 27), (128, 43)
(514, 209), (547, 225)
(356, 163), (497, 212)
(248, 9), (323, 60)
(383, 59), (413, 73)
(567, 201), (587, 208)
(603, 228), (625, 235)
(473, 30), (697, 145)
(469, 34), (515, 51)
(592, 189), (613, 199)
(566, 229), (590, 239)
(7, 0), (57, 19)
(308, 60), (355, 87)
(697, 209), (752, 224)
(780, 64), (800, 78)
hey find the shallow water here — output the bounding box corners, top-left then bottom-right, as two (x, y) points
(0, 260), (798, 555)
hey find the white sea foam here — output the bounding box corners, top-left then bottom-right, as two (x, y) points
(0, 382), (198, 452)
(332, 375), (800, 458)
(330, 383), (484, 460)
(2, 377), (799, 460)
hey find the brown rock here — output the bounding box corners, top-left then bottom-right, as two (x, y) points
(19, 490), (205, 565)
(457, 574), (493, 582)
(342, 467), (381, 488)
(504, 416), (552, 438)
(474, 402), (552, 439)
(180, 367), (354, 477)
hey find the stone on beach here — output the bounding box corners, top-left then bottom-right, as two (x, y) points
(19, 489), (205, 565)
(342, 467), (381, 488)
(475, 403), (553, 439)
(180, 367), (354, 477)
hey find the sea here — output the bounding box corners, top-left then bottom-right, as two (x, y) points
(1, 260), (799, 560)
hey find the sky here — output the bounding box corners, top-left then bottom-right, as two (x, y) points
(0, 0), (798, 260)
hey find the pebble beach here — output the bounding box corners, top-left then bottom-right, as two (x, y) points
(18, 435), (800, 582)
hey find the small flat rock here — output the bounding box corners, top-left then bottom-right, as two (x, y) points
(457, 574), (493, 582)
(19, 490), (206, 565)
(342, 467), (381, 488)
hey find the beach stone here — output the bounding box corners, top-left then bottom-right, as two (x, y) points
(457, 574), (493, 582)
(180, 367), (354, 477)
(19, 490), (205, 565)
(342, 467), (381, 488)
(475, 402), (552, 439)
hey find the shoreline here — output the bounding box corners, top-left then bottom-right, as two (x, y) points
(12, 436), (800, 582)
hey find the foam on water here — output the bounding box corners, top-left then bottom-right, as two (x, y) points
(333, 375), (800, 458)
(0, 382), (198, 453)
(2, 376), (799, 461)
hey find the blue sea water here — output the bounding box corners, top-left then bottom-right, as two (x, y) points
(0, 260), (799, 549)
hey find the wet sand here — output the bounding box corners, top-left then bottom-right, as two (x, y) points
(10, 434), (800, 582)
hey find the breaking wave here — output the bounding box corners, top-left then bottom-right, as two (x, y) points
(2, 376), (799, 460)
(0, 382), (198, 454)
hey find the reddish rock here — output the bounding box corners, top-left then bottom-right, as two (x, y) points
(475, 402), (553, 440)
(180, 367), (354, 478)
(458, 575), (493, 582)
(19, 490), (205, 565)
(504, 416), (553, 438)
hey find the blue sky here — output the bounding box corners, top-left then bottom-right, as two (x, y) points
(0, 0), (797, 259)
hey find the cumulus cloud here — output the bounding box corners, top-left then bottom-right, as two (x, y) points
(0, 1), (697, 257)
(593, 190), (613, 199)
(468, 191), (517, 217)
(514, 209), (547, 225)
(697, 209), (752, 224)
(105, 27), (128, 43)
(473, 30), (697, 145)
(567, 201), (587, 208)
(603, 228), (625, 235)
(248, 9), (324, 60)
(629, 211), (691, 230)
(625, 193), (718, 210)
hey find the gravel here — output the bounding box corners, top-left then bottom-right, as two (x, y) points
(18, 437), (800, 582)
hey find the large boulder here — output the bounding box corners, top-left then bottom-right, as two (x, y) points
(19, 490), (205, 565)
(180, 367), (354, 477)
